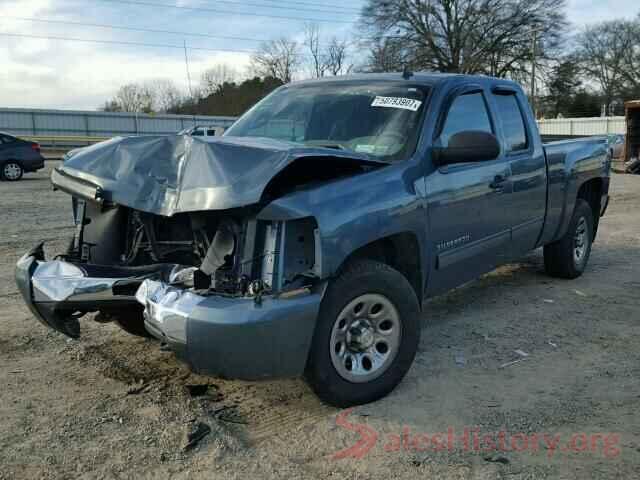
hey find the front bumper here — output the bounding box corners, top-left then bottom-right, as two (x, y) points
(136, 280), (325, 379)
(16, 244), (325, 379)
(15, 244), (178, 338)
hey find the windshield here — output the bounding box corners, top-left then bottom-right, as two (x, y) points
(225, 81), (429, 162)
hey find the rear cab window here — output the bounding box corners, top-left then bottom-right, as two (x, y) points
(493, 93), (528, 152)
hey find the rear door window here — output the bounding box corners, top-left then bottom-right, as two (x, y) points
(440, 92), (493, 145)
(493, 93), (528, 152)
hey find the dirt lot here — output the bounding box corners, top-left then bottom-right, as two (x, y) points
(1, 163), (639, 479)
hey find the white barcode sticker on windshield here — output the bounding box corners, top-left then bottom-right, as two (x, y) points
(371, 96), (422, 111)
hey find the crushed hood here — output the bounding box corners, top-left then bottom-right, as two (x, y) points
(53, 135), (385, 216)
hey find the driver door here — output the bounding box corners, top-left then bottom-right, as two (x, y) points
(425, 87), (513, 296)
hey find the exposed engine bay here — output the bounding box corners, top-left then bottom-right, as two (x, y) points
(64, 198), (319, 299)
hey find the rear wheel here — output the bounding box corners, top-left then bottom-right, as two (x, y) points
(1, 161), (23, 181)
(305, 259), (420, 407)
(544, 199), (594, 279)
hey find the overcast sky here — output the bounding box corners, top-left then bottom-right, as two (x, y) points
(0, 0), (638, 110)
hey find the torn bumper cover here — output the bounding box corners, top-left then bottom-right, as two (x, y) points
(16, 244), (325, 379)
(14, 244), (177, 338)
(135, 279), (325, 379)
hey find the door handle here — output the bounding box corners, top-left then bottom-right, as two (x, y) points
(489, 174), (506, 190)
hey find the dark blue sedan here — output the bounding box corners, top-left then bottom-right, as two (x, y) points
(0, 132), (45, 181)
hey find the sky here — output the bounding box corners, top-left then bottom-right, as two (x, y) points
(0, 0), (638, 110)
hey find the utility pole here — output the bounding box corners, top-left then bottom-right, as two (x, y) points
(183, 39), (193, 100)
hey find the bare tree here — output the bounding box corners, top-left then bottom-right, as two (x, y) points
(326, 37), (351, 76)
(250, 37), (300, 83)
(304, 24), (327, 78)
(101, 100), (122, 112)
(147, 79), (183, 113)
(200, 64), (240, 96)
(576, 20), (636, 110)
(113, 83), (154, 113)
(366, 37), (409, 72)
(359, 0), (566, 78)
(618, 19), (640, 92)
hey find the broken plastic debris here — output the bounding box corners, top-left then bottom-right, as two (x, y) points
(126, 381), (150, 395)
(184, 422), (211, 451)
(454, 351), (466, 367)
(514, 349), (529, 358)
(484, 454), (510, 464)
(574, 289), (587, 297)
(543, 299), (554, 304)
(499, 358), (527, 369)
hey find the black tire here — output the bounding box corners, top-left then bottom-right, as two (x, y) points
(1, 161), (24, 181)
(544, 199), (594, 279)
(305, 259), (421, 407)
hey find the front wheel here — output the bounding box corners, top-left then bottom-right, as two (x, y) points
(1, 161), (24, 181)
(305, 259), (420, 407)
(544, 199), (594, 279)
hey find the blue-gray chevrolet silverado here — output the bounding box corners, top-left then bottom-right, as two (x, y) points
(15, 73), (610, 406)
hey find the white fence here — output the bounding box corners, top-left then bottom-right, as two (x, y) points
(0, 107), (237, 138)
(0, 107), (628, 139)
(537, 117), (626, 137)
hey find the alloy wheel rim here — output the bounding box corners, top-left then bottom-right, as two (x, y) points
(329, 293), (402, 383)
(4, 163), (21, 180)
(574, 216), (588, 264)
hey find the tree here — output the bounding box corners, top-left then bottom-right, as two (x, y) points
(366, 37), (408, 72)
(200, 64), (240, 96)
(175, 76), (284, 117)
(618, 18), (640, 96)
(326, 37), (351, 76)
(147, 79), (183, 113)
(566, 90), (601, 118)
(303, 24), (352, 78)
(110, 83), (154, 113)
(101, 100), (122, 112)
(576, 20), (636, 110)
(359, 0), (566, 78)
(304, 24), (327, 78)
(250, 37), (300, 83)
(545, 59), (582, 117)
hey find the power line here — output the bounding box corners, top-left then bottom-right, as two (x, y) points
(6, 16), (357, 47)
(257, 0), (363, 13)
(6, 16), (276, 44)
(96, 0), (357, 23)
(168, 0), (362, 15)
(0, 31), (281, 55)
(0, 31), (359, 58)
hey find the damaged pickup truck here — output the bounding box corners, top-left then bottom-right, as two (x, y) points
(16, 73), (610, 407)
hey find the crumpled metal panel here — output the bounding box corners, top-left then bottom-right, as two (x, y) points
(54, 135), (383, 217)
(135, 279), (203, 345)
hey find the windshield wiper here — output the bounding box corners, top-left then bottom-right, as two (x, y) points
(304, 142), (347, 151)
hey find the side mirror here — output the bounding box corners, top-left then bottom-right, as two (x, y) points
(432, 130), (501, 166)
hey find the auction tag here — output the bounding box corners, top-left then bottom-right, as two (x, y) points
(371, 96), (422, 111)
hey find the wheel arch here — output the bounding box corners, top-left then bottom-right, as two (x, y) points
(336, 232), (423, 307)
(577, 177), (603, 240)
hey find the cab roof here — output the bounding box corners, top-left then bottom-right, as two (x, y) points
(289, 72), (519, 89)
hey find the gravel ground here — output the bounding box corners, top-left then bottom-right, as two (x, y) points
(1, 163), (639, 479)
